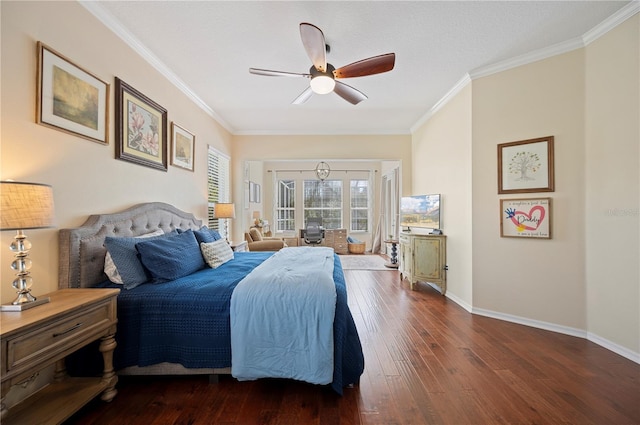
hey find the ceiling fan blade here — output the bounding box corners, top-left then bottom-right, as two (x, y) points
(333, 81), (367, 105)
(249, 68), (310, 78)
(292, 86), (314, 105)
(334, 53), (396, 79)
(299, 23), (327, 72)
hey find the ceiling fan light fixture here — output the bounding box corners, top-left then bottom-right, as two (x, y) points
(310, 75), (335, 94)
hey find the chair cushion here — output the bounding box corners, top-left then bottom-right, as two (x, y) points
(249, 227), (263, 242)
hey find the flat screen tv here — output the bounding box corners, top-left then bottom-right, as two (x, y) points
(400, 194), (440, 230)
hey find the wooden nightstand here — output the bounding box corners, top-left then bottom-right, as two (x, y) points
(230, 240), (248, 252)
(1, 288), (119, 424)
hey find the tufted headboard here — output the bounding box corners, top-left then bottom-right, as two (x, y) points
(59, 202), (203, 289)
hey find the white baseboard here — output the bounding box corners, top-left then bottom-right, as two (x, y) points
(441, 296), (640, 365)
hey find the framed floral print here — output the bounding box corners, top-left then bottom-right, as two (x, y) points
(36, 42), (109, 144)
(171, 122), (195, 171)
(498, 136), (554, 194)
(115, 77), (167, 171)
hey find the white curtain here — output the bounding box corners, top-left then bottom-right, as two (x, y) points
(370, 174), (388, 253)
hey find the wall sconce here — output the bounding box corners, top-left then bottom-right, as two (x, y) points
(0, 181), (55, 311)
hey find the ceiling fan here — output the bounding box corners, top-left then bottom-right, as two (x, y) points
(249, 23), (395, 105)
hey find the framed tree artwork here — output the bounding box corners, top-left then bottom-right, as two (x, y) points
(115, 77), (167, 171)
(498, 136), (554, 194)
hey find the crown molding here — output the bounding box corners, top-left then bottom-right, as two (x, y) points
(412, 1), (639, 133)
(410, 74), (471, 134)
(583, 0), (640, 46)
(78, 1), (235, 134)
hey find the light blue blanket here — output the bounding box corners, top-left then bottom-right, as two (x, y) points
(230, 247), (337, 384)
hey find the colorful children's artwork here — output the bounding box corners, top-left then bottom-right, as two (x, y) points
(500, 198), (551, 238)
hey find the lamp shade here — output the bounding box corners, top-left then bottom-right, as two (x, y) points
(212, 203), (236, 219)
(252, 211), (260, 220)
(1, 181), (55, 230)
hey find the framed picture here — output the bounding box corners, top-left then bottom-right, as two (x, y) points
(498, 136), (554, 194)
(115, 78), (167, 171)
(36, 42), (109, 144)
(171, 122), (195, 171)
(244, 181), (250, 209)
(249, 181), (256, 202)
(255, 184), (261, 203)
(500, 197), (551, 239)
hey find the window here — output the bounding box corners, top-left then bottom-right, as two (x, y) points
(303, 180), (342, 229)
(207, 146), (230, 236)
(350, 179), (369, 231)
(276, 179), (295, 231)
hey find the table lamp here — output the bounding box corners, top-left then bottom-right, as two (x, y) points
(212, 203), (235, 241)
(1, 181), (55, 311)
(252, 210), (261, 226)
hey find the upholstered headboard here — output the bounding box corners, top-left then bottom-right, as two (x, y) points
(59, 202), (202, 289)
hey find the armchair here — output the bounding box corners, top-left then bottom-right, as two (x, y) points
(244, 227), (287, 251)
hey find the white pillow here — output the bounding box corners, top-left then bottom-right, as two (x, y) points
(200, 239), (234, 269)
(104, 229), (165, 284)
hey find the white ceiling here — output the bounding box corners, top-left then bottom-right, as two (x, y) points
(83, 1), (633, 135)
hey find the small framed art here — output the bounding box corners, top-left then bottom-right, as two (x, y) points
(498, 136), (554, 194)
(171, 123), (195, 171)
(115, 77), (167, 171)
(500, 197), (551, 239)
(249, 182), (256, 202)
(36, 42), (109, 144)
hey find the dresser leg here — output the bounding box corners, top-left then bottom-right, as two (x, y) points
(99, 333), (118, 402)
(54, 359), (68, 382)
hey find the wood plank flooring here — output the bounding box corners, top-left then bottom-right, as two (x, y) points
(65, 262), (640, 424)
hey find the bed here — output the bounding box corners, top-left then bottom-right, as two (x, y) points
(58, 202), (364, 394)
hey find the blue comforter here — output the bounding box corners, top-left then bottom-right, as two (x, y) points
(105, 251), (364, 394)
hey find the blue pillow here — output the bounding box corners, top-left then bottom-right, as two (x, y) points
(193, 226), (222, 244)
(104, 230), (176, 290)
(136, 229), (205, 283)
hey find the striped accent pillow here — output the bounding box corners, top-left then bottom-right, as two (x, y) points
(201, 239), (234, 268)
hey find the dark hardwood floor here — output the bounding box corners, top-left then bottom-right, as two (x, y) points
(65, 263), (640, 425)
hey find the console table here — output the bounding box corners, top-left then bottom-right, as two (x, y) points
(399, 233), (447, 294)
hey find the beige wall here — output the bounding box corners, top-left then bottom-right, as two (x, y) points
(0, 1), (232, 302)
(412, 15), (639, 358)
(230, 135), (412, 243)
(411, 85), (473, 306)
(585, 16), (639, 355)
(472, 49), (587, 329)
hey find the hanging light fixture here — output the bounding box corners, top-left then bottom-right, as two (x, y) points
(315, 161), (331, 181)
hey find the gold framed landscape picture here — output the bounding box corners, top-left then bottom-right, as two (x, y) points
(115, 77), (167, 171)
(36, 42), (109, 144)
(171, 122), (195, 171)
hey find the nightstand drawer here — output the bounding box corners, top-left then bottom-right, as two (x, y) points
(6, 302), (111, 372)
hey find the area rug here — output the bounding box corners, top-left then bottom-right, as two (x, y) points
(339, 255), (392, 270)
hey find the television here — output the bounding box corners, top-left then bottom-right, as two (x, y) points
(400, 194), (440, 230)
